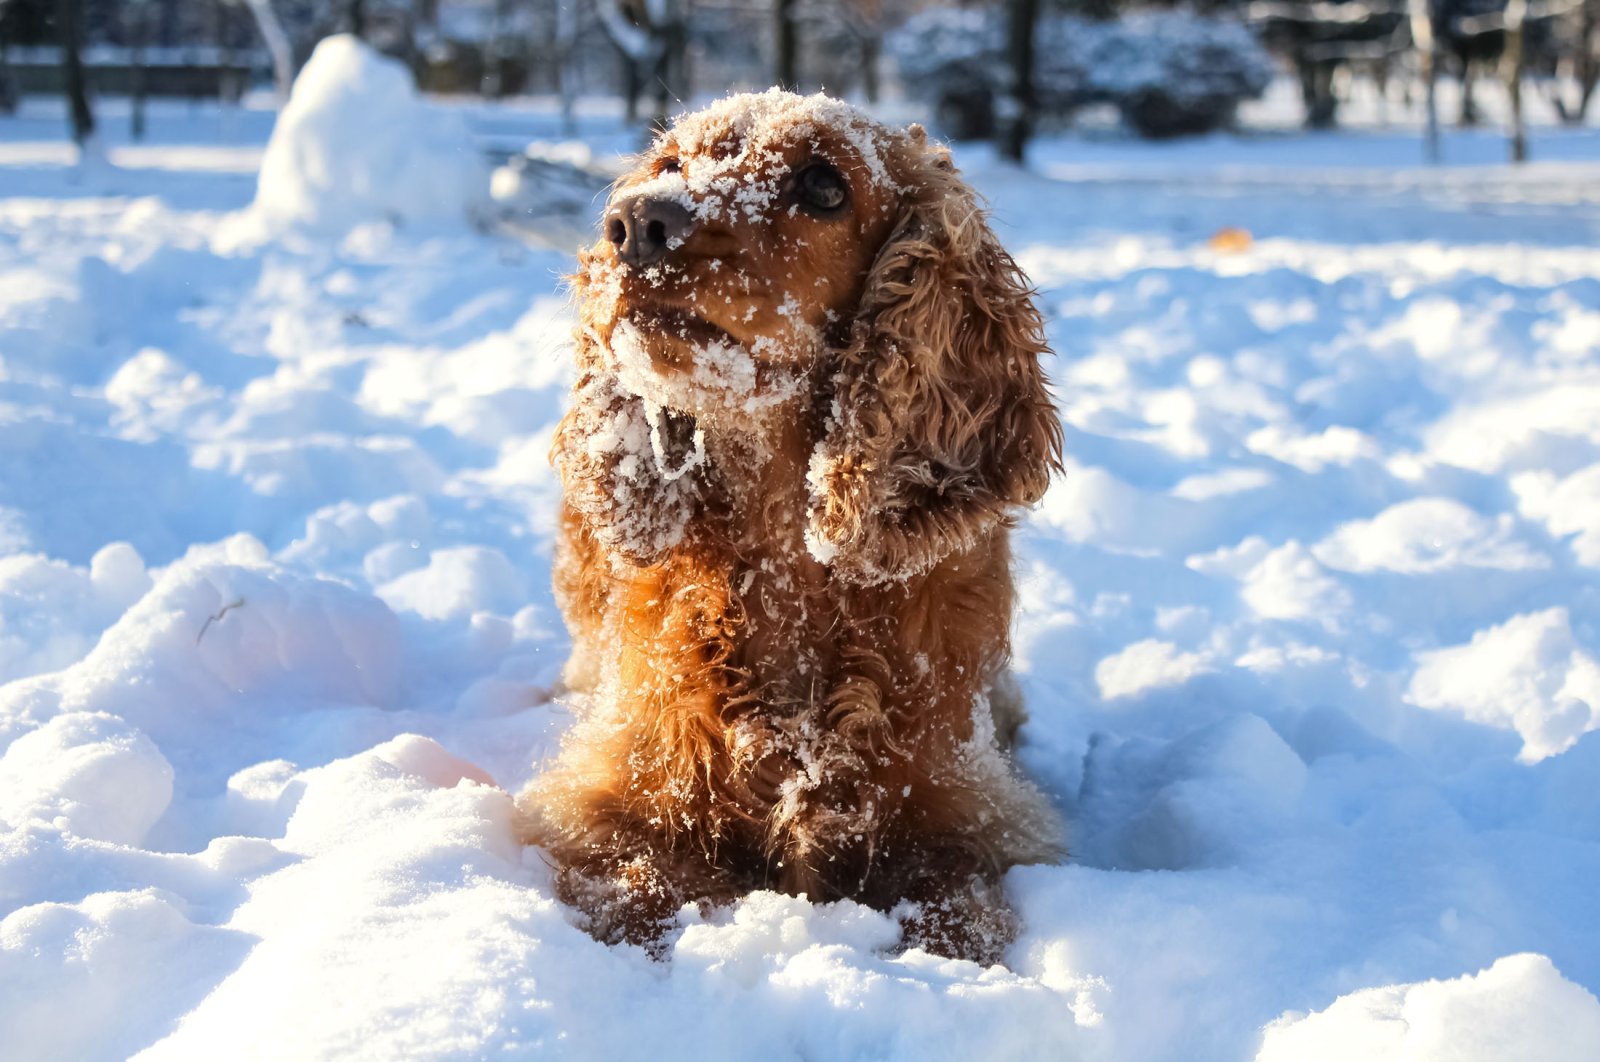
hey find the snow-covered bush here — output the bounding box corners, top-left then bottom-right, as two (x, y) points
(890, 9), (1275, 139)
(252, 34), (490, 233)
(889, 8), (1002, 139)
(1034, 16), (1098, 114)
(1086, 13), (1276, 138)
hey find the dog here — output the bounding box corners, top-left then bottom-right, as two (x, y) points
(517, 90), (1064, 964)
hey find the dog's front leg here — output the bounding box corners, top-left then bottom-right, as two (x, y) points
(548, 822), (741, 958)
(894, 864), (1020, 967)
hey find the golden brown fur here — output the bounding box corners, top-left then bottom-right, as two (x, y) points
(518, 91), (1065, 964)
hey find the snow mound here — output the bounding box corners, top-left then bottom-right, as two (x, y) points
(1514, 463), (1600, 566)
(0, 537), (407, 822)
(1095, 639), (1214, 701)
(1189, 538), (1351, 626)
(1257, 953), (1600, 1062)
(1313, 498), (1548, 574)
(1407, 608), (1600, 763)
(0, 712), (172, 845)
(1076, 715), (1308, 870)
(252, 35), (488, 232)
(0, 889), (249, 1062)
(375, 545), (530, 621)
(0, 543), (152, 685)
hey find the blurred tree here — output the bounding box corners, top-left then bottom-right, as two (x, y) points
(0, 0), (19, 113)
(775, 0), (797, 86)
(799, 0), (900, 100)
(1537, 0), (1598, 123)
(1437, 0), (1506, 126)
(555, 0), (579, 132)
(1249, 0), (1410, 129)
(57, 0), (93, 145)
(1411, 0), (1442, 160)
(1503, 0), (1526, 158)
(998, 0), (1038, 160)
(482, 0), (514, 95)
(127, 0), (150, 137)
(597, 0), (687, 127)
(235, 0), (297, 100)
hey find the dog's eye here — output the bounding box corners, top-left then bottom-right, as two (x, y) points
(795, 163), (847, 213)
(657, 157), (682, 175)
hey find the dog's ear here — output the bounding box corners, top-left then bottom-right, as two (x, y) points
(805, 153), (1063, 584)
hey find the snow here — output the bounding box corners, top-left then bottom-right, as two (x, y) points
(1406, 608), (1600, 763)
(622, 89), (901, 226)
(3, 74), (1600, 1061)
(1257, 953), (1600, 1062)
(0, 712), (173, 846)
(249, 36), (488, 234)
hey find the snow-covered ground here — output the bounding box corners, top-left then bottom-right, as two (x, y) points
(4, 50), (1600, 1060)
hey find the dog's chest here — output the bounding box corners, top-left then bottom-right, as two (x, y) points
(724, 554), (846, 693)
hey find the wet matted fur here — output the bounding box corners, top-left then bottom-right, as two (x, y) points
(517, 90), (1065, 964)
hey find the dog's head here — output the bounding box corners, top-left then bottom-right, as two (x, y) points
(561, 90), (1063, 582)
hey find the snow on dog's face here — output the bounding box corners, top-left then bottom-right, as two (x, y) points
(576, 90), (905, 424)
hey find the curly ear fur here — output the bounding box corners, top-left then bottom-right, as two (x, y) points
(806, 147), (1065, 584)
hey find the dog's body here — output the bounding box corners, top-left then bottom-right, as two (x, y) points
(518, 91), (1064, 963)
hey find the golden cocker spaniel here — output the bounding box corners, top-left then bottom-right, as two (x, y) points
(518, 90), (1065, 964)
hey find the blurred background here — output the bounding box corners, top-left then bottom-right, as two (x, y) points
(3, 0), (1597, 163)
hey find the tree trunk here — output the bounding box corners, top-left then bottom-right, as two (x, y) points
(648, 0), (686, 129)
(1550, 0), (1599, 125)
(1300, 58), (1339, 129)
(1410, 0), (1440, 164)
(0, 27), (18, 116)
(129, 2), (147, 141)
(597, 0), (662, 126)
(1503, 0), (1527, 162)
(216, 0), (240, 105)
(623, 49), (642, 124)
(861, 35), (880, 104)
(1459, 65), (1481, 127)
(998, 0), (1038, 163)
(483, 0), (507, 96)
(556, 0), (579, 136)
(57, 0), (94, 147)
(242, 0), (297, 103)
(774, 0), (798, 89)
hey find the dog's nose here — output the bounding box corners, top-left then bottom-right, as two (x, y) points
(605, 196), (693, 267)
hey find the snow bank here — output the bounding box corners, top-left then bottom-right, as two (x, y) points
(1258, 954), (1600, 1062)
(252, 35), (488, 232)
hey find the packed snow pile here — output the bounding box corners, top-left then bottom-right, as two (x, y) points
(252, 34), (488, 232)
(3, 95), (1600, 1061)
